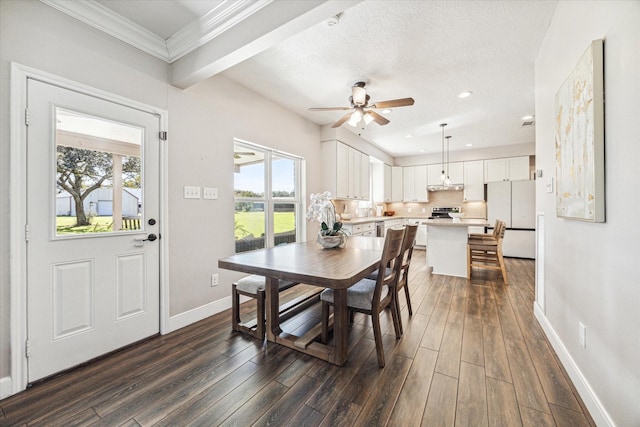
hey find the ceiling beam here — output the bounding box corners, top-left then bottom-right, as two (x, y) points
(170, 0), (362, 89)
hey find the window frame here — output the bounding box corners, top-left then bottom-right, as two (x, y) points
(234, 139), (302, 253)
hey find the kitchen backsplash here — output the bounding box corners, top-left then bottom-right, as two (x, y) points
(333, 191), (487, 219)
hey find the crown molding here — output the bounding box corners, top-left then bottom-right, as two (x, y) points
(167, 0), (273, 62)
(40, 0), (273, 64)
(40, 0), (170, 61)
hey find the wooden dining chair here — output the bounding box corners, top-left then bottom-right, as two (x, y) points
(320, 227), (405, 368)
(467, 220), (508, 284)
(469, 219), (501, 241)
(231, 275), (298, 340)
(366, 224), (418, 335)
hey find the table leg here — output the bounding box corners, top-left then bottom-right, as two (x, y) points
(333, 288), (348, 365)
(265, 276), (281, 341)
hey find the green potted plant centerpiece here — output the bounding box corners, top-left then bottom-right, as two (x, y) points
(306, 191), (349, 248)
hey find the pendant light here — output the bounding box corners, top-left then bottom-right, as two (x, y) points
(440, 123), (447, 182)
(444, 136), (452, 187)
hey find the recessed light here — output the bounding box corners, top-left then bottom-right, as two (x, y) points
(458, 91), (473, 99)
(419, 149), (426, 153)
(382, 109), (392, 114)
(522, 115), (534, 120)
(405, 134), (413, 138)
(466, 143), (473, 147)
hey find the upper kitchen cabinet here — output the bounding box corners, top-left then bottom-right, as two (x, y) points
(359, 152), (370, 200)
(427, 162), (464, 185)
(322, 140), (369, 200)
(383, 164), (392, 202)
(403, 165), (428, 202)
(463, 160), (484, 201)
(484, 156), (531, 183)
(391, 166), (403, 202)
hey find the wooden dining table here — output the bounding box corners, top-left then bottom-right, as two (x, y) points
(218, 236), (385, 366)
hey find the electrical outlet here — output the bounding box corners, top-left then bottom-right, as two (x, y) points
(211, 273), (219, 287)
(184, 186), (201, 199)
(203, 187), (218, 199)
(578, 322), (586, 348)
(421, 208), (426, 213)
(408, 207), (412, 213)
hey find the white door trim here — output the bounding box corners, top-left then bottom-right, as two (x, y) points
(9, 62), (170, 395)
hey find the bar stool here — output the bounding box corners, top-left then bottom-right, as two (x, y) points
(467, 220), (508, 284)
(231, 275), (298, 340)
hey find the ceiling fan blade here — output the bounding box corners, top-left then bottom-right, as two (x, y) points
(332, 112), (353, 128)
(370, 97), (415, 109)
(308, 107), (352, 111)
(366, 110), (390, 126)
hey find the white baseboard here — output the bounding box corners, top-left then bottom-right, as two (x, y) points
(533, 304), (615, 427)
(0, 376), (12, 400)
(168, 296), (232, 333)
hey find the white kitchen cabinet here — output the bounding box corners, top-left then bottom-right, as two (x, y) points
(391, 166), (403, 201)
(404, 218), (427, 247)
(484, 156), (530, 183)
(403, 165), (428, 202)
(360, 152), (370, 200)
(321, 140), (369, 200)
(463, 160), (485, 201)
(342, 221), (376, 237)
(383, 164), (392, 202)
(427, 162), (463, 185)
(383, 218), (404, 236)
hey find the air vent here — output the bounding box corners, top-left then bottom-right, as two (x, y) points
(522, 120), (535, 127)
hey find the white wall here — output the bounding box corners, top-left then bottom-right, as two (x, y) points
(0, 0), (323, 391)
(167, 76), (322, 316)
(0, 0), (169, 387)
(534, 2), (640, 425)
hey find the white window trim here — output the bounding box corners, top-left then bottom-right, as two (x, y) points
(234, 139), (302, 251)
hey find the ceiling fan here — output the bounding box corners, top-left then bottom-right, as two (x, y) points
(234, 151), (255, 159)
(309, 81), (414, 128)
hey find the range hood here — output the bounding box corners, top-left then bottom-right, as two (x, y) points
(427, 184), (464, 191)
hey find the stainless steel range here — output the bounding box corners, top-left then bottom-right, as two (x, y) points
(429, 207), (461, 219)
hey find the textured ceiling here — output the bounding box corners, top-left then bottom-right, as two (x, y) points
(220, 0), (557, 158)
(92, 0), (558, 159)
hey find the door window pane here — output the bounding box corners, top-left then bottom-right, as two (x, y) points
(55, 108), (143, 235)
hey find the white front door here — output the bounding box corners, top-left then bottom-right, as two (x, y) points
(26, 78), (161, 382)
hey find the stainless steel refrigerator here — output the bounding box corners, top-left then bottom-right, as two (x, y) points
(487, 180), (535, 258)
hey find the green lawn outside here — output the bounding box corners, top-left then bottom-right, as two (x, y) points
(56, 216), (114, 234)
(235, 211), (295, 239)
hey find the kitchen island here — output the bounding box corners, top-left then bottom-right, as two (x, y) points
(424, 218), (489, 277)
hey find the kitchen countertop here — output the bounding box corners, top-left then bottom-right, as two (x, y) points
(339, 216), (406, 224)
(340, 216), (487, 225)
(422, 218), (489, 227)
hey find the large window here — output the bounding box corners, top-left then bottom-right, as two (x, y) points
(234, 140), (302, 253)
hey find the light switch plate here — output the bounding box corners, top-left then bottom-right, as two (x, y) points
(545, 177), (554, 193)
(184, 185), (201, 199)
(203, 187), (218, 200)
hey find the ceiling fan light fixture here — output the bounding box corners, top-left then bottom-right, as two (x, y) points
(363, 112), (375, 125)
(352, 83), (367, 105)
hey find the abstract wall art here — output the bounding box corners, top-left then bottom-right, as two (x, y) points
(555, 39), (605, 222)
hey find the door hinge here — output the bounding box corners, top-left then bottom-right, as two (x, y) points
(25, 340), (30, 358)
(25, 224), (30, 242)
(25, 108), (30, 126)
(159, 131), (167, 141)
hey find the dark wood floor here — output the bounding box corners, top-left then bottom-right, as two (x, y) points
(0, 251), (595, 426)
